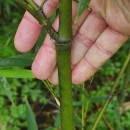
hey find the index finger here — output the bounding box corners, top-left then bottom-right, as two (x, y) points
(14, 0), (59, 52)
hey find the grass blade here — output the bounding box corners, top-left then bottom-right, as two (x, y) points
(0, 69), (35, 78)
(26, 99), (38, 130)
(0, 53), (34, 67)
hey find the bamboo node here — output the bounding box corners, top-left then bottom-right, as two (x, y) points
(56, 40), (72, 46)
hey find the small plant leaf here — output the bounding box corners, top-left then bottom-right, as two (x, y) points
(0, 53), (35, 67)
(35, 30), (46, 53)
(26, 99), (38, 130)
(75, 0), (90, 22)
(54, 110), (61, 128)
(0, 77), (14, 104)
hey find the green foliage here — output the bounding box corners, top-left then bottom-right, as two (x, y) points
(0, 77), (14, 104)
(0, 1), (130, 130)
(0, 1), (23, 58)
(121, 110), (130, 129)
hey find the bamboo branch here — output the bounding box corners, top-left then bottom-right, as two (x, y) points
(95, 103), (114, 130)
(17, 0), (58, 41)
(91, 51), (130, 130)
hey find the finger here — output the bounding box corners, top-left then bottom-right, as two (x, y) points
(14, 12), (42, 53)
(71, 12), (107, 67)
(14, 0), (59, 52)
(48, 68), (59, 85)
(48, 1), (91, 84)
(32, 44), (56, 80)
(72, 27), (128, 84)
(32, 16), (59, 80)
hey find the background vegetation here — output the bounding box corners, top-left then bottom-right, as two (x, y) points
(0, 1), (130, 130)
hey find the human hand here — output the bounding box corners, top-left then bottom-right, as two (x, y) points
(14, 0), (130, 85)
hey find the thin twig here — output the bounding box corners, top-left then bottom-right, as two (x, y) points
(81, 83), (85, 130)
(95, 103), (114, 130)
(91, 51), (130, 130)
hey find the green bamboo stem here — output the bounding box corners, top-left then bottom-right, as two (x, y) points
(57, 0), (73, 129)
(58, 0), (72, 41)
(18, 0), (73, 129)
(91, 51), (130, 130)
(56, 45), (73, 130)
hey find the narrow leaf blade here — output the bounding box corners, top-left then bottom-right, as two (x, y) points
(76, 0), (90, 22)
(26, 99), (38, 130)
(0, 53), (35, 67)
(0, 69), (35, 78)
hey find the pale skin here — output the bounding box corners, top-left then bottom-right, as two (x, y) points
(14, 0), (130, 85)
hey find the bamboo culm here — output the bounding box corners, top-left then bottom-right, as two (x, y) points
(17, 0), (73, 130)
